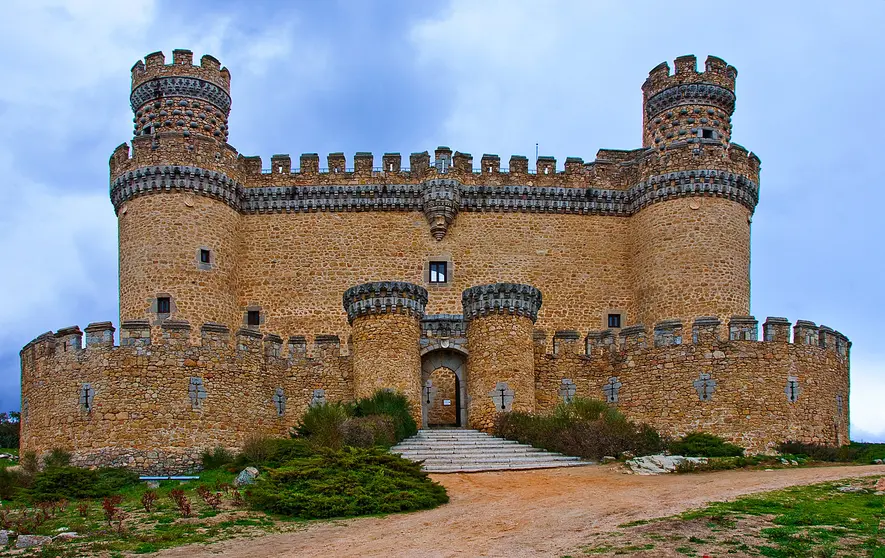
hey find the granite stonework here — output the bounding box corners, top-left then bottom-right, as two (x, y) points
(19, 51), (853, 473)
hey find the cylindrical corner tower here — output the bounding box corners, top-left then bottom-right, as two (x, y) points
(641, 54), (736, 148)
(631, 55), (760, 330)
(113, 50), (242, 338)
(463, 283), (542, 431)
(344, 282), (428, 422)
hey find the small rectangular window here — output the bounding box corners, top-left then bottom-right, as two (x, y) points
(607, 314), (622, 329)
(247, 310), (260, 326)
(157, 297), (171, 314)
(200, 249), (211, 264)
(702, 129), (715, 139)
(429, 261), (448, 284)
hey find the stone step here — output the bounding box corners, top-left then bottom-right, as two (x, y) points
(397, 452), (558, 461)
(424, 461), (589, 473)
(392, 441), (522, 450)
(393, 446), (544, 455)
(415, 455), (580, 465)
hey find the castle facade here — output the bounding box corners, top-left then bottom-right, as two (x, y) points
(19, 51), (850, 473)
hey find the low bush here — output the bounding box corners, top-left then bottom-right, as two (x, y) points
(43, 448), (72, 469)
(0, 412), (20, 449)
(0, 467), (22, 500)
(777, 441), (885, 463)
(29, 466), (139, 501)
(352, 390), (417, 443)
(235, 437), (314, 469)
(245, 446), (448, 519)
(341, 415), (397, 448)
(201, 446), (235, 470)
(669, 432), (744, 458)
(295, 402), (351, 449)
(495, 398), (664, 459)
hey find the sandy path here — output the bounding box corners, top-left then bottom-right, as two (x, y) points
(154, 464), (885, 558)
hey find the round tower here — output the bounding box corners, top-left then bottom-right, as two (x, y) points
(344, 282), (428, 422)
(113, 50), (242, 337)
(642, 55), (736, 148)
(462, 283), (542, 431)
(631, 55), (761, 330)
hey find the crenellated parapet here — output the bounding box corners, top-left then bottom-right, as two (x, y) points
(20, 320), (353, 473)
(534, 314), (851, 451)
(342, 281), (428, 324)
(462, 283), (543, 323)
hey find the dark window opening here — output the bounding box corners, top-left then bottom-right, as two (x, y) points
(702, 128), (714, 139)
(607, 314), (622, 329)
(247, 310), (260, 326)
(429, 261), (448, 284)
(157, 297), (171, 314)
(200, 249), (211, 264)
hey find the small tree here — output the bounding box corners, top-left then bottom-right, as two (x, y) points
(0, 412), (20, 449)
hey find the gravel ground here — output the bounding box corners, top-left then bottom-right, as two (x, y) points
(153, 463), (885, 558)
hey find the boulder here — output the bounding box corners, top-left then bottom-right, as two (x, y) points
(874, 459), (883, 464)
(0, 530), (8, 546)
(625, 455), (707, 475)
(837, 485), (866, 493)
(875, 478), (885, 492)
(234, 466), (260, 487)
(146, 481), (160, 489)
(601, 456), (617, 464)
(54, 532), (81, 541)
(16, 534), (53, 549)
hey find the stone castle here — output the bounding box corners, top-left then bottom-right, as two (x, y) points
(19, 50), (850, 473)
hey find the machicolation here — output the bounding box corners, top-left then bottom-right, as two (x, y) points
(20, 51), (851, 473)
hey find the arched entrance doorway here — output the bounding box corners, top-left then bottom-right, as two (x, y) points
(421, 349), (467, 428)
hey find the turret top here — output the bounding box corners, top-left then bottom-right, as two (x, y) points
(642, 54), (737, 100)
(130, 49), (231, 92)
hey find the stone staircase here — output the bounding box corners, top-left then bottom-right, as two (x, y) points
(391, 429), (587, 473)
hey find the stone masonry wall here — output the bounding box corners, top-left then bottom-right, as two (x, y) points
(349, 313), (423, 423)
(466, 314), (536, 430)
(534, 317), (850, 452)
(426, 367), (458, 426)
(19, 322), (352, 474)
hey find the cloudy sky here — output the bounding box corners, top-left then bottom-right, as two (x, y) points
(1, 0), (882, 440)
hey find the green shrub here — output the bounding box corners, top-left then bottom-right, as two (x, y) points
(352, 390), (417, 443)
(20, 451), (38, 476)
(295, 402), (352, 449)
(670, 432), (744, 457)
(201, 446), (235, 470)
(43, 448), (72, 469)
(0, 412), (20, 449)
(240, 435), (277, 465)
(777, 441), (885, 463)
(245, 446), (448, 518)
(0, 466), (23, 500)
(495, 398), (664, 459)
(341, 415), (397, 448)
(234, 438), (314, 469)
(29, 466), (139, 501)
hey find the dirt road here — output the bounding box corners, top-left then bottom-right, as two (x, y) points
(155, 464), (885, 558)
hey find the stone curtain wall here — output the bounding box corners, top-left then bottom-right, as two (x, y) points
(534, 317), (850, 452)
(19, 322), (352, 474)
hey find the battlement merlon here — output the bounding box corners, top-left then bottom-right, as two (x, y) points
(131, 50), (231, 92)
(20, 320), (350, 365)
(642, 55), (737, 101)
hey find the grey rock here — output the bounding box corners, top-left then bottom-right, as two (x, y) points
(874, 459), (883, 464)
(16, 534), (53, 549)
(0, 530), (8, 545)
(234, 466), (260, 487)
(146, 480), (160, 489)
(625, 455), (707, 475)
(601, 456), (617, 463)
(54, 532), (80, 541)
(837, 485), (867, 493)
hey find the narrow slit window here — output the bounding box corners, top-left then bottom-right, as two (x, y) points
(429, 261), (448, 284)
(157, 297), (171, 314)
(200, 249), (211, 264)
(247, 310), (260, 326)
(607, 313), (622, 329)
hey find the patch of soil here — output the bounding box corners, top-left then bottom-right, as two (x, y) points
(152, 463), (885, 558)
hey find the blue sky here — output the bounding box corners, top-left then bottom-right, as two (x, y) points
(0, 0), (882, 440)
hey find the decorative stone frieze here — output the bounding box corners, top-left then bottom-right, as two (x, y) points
(130, 76), (232, 113)
(644, 83), (736, 118)
(421, 178), (462, 240)
(110, 165), (759, 216)
(462, 283), (543, 323)
(342, 281), (428, 324)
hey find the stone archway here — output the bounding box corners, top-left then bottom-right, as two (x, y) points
(421, 349), (467, 428)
